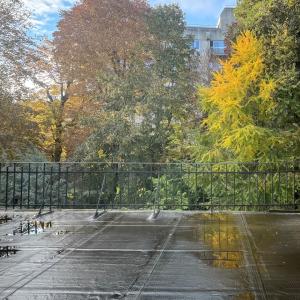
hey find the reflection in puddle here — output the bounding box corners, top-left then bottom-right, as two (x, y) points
(202, 214), (243, 269)
(180, 213), (256, 298)
(0, 215), (12, 224)
(211, 250), (242, 269)
(173, 213), (256, 298)
(183, 213), (244, 269)
(235, 291), (255, 299)
(7, 220), (52, 236)
(190, 250), (243, 269)
(0, 246), (19, 258)
(55, 230), (69, 235)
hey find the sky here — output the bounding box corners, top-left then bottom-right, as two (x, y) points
(23, 0), (237, 38)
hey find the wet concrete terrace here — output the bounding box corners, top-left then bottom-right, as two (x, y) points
(0, 210), (299, 299)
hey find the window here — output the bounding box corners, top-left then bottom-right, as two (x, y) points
(192, 39), (201, 50)
(211, 40), (225, 55)
(213, 40), (225, 48)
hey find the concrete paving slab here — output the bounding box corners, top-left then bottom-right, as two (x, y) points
(0, 210), (299, 299)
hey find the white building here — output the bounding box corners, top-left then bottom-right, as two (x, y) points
(186, 7), (236, 56)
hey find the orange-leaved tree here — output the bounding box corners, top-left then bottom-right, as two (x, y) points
(53, 0), (149, 88)
(26, 41), (96, 161)
(24, 87), (94, 161)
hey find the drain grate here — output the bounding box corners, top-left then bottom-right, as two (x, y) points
(0, 246), (18, 258)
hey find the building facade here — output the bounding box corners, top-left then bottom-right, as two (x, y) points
(186, 7), (236, 56)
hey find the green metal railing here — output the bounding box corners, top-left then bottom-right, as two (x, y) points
(0, 161), (299, 211)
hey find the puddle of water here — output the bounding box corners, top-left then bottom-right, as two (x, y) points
(202, 214), (243, 269)
(55, 230), (69, 235)
(175, 213), (255, 297)
(7, 220), (53, 236)
(0, 246), (19, 258)
(179, 213), (244, 269)
(243, 214), (300, 296)
(234, 292), (255, 299)
(0, 215), (12, 224)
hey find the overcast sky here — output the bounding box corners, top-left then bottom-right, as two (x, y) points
(23, 0), (237, 37)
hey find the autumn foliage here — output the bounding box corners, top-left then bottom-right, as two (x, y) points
(24, 89), (95, 161)
(1, 0), (299, 165)
(53, 0), (149, 85)
(197, 31), (280, 162)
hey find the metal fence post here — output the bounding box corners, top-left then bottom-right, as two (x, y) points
(20, 167), (23, 209)
(27, 163), (31, 209)
(34, 165), (38, 209)
(210, 164), (213, 213)
(50, 166), (53, 211)
(0, 163), (2, 206)
(12, 163), (16, 209)
(5, 166), (9, 211)
(57, 163), (61, 208)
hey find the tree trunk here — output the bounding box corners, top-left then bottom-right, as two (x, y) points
(52, 107), (64, 162)
(48, 82), (71, 162)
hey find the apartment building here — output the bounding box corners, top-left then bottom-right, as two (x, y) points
(186, 7), (236, 56)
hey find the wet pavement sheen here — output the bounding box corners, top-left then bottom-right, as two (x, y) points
(0, 210), (299, 299)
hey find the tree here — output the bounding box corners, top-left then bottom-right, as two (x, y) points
(129, 4), (196, 162)
(26, 41), (98, 162)
(195, 31), (289, 162)
(192, 49), (217, 87)
(53, 0), (149, 93)
(235, 0), (300, 147)
(72, 4), (196, 163)
(28, 42), (74, 162)
(0, 0), (34, 93)
(0, 92), (38, 159)
(0, 0), (37, 158)
(24, 88), (94, 161)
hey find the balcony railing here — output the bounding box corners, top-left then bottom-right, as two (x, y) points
(0, 161), (299, 212)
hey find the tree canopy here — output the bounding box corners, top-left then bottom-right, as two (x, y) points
(53, 0), (149, 91)
(235, 0), (300, 149)
(194, 31), (287, 162)
(0, 0), (299, 164)
(0, 0), (37, 159)
(72, 4), (196, 162)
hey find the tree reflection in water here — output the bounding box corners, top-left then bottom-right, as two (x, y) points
(201, 213), (243, 269)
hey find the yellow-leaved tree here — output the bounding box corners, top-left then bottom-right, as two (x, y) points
(195, 31), (284, 162)
(24, 86), (94, 161)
